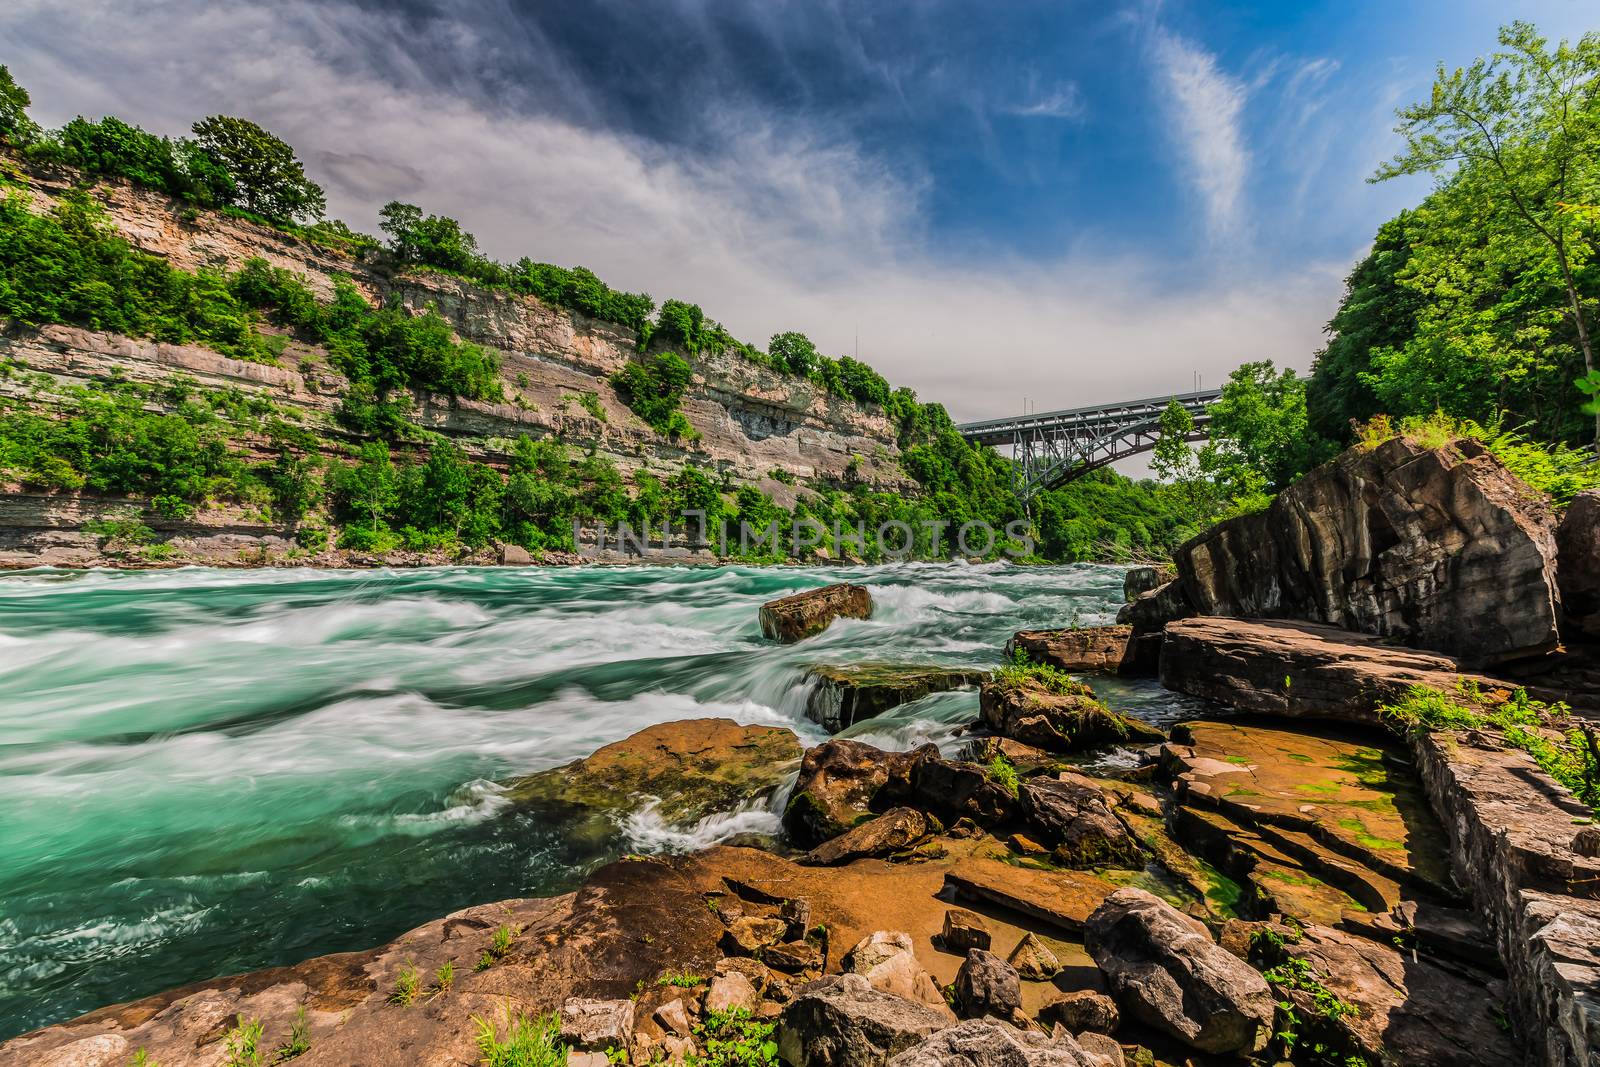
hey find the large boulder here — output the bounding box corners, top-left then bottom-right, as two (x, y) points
(908, 751), (1023, 826)
(1174, 437), (1562, 665)
(1019, 775), (1144, 870)
(761, 584), (873, 643)
(1558, 489), (1600, 640)
(887, 1019), (1118, 1067)
(1116, 580), (1193, 636)
(804, 664), (989, 732)
(507, 718), (801, 826)
(783, 740), (929, 848)
(1124, 566), (1168, 602)
(777, 973), (951, 1067)
(1083, 888), (1273, 1055)
(980, 677), (1163, 753)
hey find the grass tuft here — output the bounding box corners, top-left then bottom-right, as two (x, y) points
(472, 1005), (565, 1067)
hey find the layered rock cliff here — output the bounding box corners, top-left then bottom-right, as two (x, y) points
(0, 165), (912, 566)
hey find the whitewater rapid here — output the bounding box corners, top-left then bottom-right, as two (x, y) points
(0, 561), (1205, 1038)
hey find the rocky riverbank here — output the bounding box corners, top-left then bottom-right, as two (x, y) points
(5, 435), (1597, 1067)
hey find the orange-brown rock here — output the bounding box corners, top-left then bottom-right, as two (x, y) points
(759, 584), (873, 643)
(1007, 625), (1159, 675)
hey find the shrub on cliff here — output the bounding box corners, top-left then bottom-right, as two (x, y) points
(611, 351), (698, 441)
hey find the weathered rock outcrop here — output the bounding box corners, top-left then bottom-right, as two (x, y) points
(804, 664), (988, 732)
(1174, 437), (1562, 664)
(841, 932), (954, 1020)
(760, 585), (874, 643)
(1410, 729), (1600, 1067)
(1263, 923), (1518, 1067)
(1018, 775), (1144, 870)
(1006, 627), (1159, 676)
(1084, 888), (1274, 1055)
(1558, 490), (1600, 640)
(979, 677), (1163, 753)
(783, 741), (928, 847)
(507, 718), (801, 826)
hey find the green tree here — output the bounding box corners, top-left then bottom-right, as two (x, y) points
(1374, 21), (1600, 452)
(378, 201), (483, 274)
(190, 115), (327, 224)
(1207, 361), (1332, 490)
(0, 65), (40, 145)
(337, 441), (399, 532)
(768, 332), (820, 378)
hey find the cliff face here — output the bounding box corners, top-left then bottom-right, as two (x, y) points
(0, 168), (912, 566)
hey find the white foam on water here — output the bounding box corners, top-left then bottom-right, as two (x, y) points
(617, 795), (783, 855)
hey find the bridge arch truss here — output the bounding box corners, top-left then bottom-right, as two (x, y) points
(956, 387), (1220, 503)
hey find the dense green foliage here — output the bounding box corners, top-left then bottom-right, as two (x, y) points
(1356, 411), (1600, 504)
(1380, 681), (1599, 816)
(610, 351), (698, 440)
(1310, 22), (1600, 459)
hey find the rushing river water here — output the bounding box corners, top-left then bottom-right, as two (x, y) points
(0, 562), (1208, 1038)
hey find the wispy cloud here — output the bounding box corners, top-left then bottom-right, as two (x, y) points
(0, 0), (1341, 425)
(1005, 84), (1086, 120)
(1149, 28), (1250, 240)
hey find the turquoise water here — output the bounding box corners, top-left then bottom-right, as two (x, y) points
(0, 562), (1202, 1038)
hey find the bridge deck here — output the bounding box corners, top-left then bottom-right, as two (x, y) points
(955, 386), (1221, 445)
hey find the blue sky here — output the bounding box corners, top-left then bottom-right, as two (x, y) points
(3, 0), (1596, 421)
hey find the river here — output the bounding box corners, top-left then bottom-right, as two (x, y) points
(0, 561), (1207, 1038)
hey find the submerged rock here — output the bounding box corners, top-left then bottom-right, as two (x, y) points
(1084, 888), (1274, 1055)
(980, 676), (1163, 753)
(760, 583), (873, 643)
(507, 718), (801, 828)
(1175, 436), (1563, 665)
(804, 663), (988, 731)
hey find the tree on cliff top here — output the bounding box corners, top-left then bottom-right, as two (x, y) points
(1374, 21), (1600, 454)
(0, 65), (39, 146)
(191, 115), (326, 225)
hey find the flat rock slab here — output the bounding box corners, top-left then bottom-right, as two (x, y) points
(1159, 616), (1499, 726)
(1165, 720), (1453, 897)
(759, 583), (872, 642)
(943, 857), (1120, 933)
(803, 663), (988, 732)
(506, 717), (801, 826)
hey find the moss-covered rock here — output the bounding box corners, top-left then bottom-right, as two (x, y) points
(507, 718), (801, 827)
(803, 663), (988, 731)
(979, 674), (1164, 752)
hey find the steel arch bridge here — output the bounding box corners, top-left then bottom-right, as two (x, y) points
(956, 387), (1221, 502)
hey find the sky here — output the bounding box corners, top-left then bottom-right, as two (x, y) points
(2, 0), (1597, 424)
